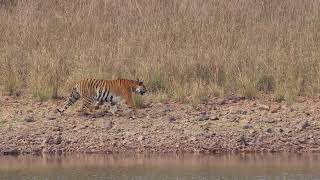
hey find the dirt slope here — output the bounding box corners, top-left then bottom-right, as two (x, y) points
(1, 93), (320, 155)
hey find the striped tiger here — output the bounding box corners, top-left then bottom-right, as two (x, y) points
(57, 78), (146, 114)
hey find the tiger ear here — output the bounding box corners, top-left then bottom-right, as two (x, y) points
(137, 79), (143, 85)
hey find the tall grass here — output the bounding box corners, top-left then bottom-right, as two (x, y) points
(1, 0), (320, 102)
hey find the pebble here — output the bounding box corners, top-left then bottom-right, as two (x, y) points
(47, 116), (57, 120)
(197, 115), (209, 121)
(23, 116), (35, 122)
(242, 123), (252, 129)
(55, 136), (62, 145)
(266, 128), (273, 133)
(270, 105), (281, 113)
(43, 136), (55, 145)
(168, 116), (176, 122)
(258, 104), (270, 111)
(105, 121), (113, 130)
(265, 119), (276, 123)
(297, 120), (309, 131)
(209, 115), (219, 121)
(138, 135), (144, 141)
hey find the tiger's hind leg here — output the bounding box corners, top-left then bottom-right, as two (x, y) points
(78, 97), (95, 116)
(94, 101), (104, 110)
(57, 88), (80, 114)
(109, 104), (118, 115)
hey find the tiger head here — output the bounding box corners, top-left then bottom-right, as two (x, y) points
(133, 79), (146, 95)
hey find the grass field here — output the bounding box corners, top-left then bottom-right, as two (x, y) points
(1, 0), (320, 104)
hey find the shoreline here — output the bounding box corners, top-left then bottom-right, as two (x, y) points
(1, 94), (320, 155)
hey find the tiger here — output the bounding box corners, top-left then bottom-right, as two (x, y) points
(56, 78), (146, 115)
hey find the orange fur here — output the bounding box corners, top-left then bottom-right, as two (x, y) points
(57, 78), (146, 114)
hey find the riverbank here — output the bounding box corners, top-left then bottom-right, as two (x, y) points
(1, 93), (320, 155)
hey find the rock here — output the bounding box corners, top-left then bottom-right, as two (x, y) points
(197, 115), (209, 121)
(242, 123), (252, 129)
(235, 110), (247, 115)
(168, 116), (176, 122)
(298, 138), (306, 143)
(249, 129), (256, 134)
(105, 121), (113, 130)
(54, 136), (62, 145)
(217, 99), (227, 105)
(209, 115), (219, 121)
(3, 148), (20, 155)
(229, 115), (240, 122)
(266, 128), (273, 133)
(227, 95), (245, 102)
(189, 137), (197, 141)
(43, 136), (55, 145)
(284, 128), (292, 134)
(258, 104), (270, 111)
(52, 127), (63, 132)
(270, 105), (281, 113)
(304, 111), (311, 116)
(80, 125), (88, 129)
(298, 120), (309, 131)
(137, 135), (144, 141)
(264, 119), (276, 123)
(47, 116), (57, 120)
(238, 135), (248, 145)
(23, 116), (35, 122)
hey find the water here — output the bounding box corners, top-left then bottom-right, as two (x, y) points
(1, 154), (320, 180)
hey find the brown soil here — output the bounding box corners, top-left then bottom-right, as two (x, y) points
(1, 93), (320, 155)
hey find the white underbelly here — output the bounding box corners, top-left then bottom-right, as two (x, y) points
(111, 95), (122, 104)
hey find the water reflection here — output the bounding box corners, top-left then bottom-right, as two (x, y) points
(0, 153), (320, 179)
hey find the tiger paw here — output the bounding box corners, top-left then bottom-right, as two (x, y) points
(110, 106), (118, 115)
(55, 108), (63, 114)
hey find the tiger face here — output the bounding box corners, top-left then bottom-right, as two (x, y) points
(134, 79), (146, 95)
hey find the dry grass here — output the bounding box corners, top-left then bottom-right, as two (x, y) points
(1, 0), (320, 103)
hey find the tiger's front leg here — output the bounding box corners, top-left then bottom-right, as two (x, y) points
(78, 97), (95, 115)
(123, 94), (137, 115)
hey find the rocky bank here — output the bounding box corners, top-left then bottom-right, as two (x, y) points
(1, 93), (320, 155)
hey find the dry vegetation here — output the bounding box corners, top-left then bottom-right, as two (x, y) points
(1, 0), (320, 103)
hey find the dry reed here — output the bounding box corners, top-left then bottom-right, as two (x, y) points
(1, 0), (320, 103)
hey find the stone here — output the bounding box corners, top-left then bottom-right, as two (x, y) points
(258, 104), (270, 111)
(54, 136), (62, 145)
(168, 116), (176, 122)
(217, 99), (227, 105)
(197, 115), (209, 121)
(23, 116), (35, 122)
(138, 135), (144, 141)
(270, 105), (281, 113)
(209, 115), (219, 121)
(105, 121), (113, 130)
(43, 136), (55, 145)
(265, 119), (276, 123)
(298, 120), (309, 131)
(266, 128), (273, 133)
(3, 148), (20, 155)
(242, 123), (252, 129)
(47, 116), (57, 120)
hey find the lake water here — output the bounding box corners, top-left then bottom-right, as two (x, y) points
(1, 153), (320, 180)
